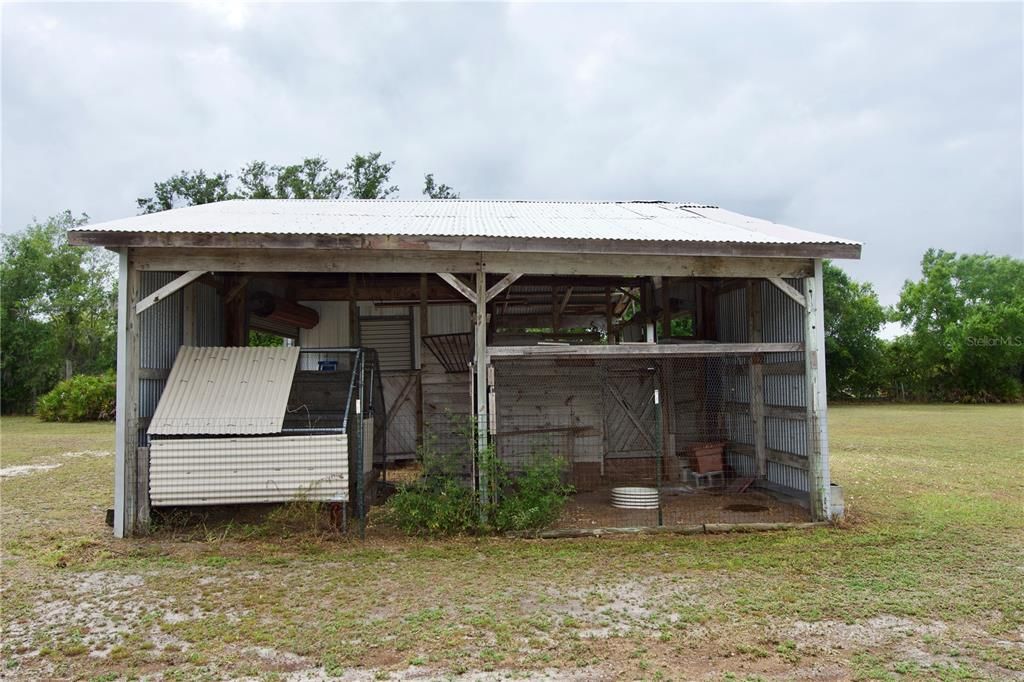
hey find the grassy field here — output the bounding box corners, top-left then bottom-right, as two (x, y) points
(1, 405), (1022, 681)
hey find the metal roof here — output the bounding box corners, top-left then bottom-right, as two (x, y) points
(148, 346), (300, 436)
(71, 199), (859, 247)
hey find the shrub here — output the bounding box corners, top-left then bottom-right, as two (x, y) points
(384, 431), (574, 535)
(36, 371), (116, 422)
(491, 453), (574, 532)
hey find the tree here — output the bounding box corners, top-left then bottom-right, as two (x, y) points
(138, 154), (395, 209)
(1, 211), (117, 413)
(137, 169), (233, 213)
(423, 173), (460, 199)
(271, 156), (348, 199)
(345, 152), (398, 199)
(822, 261), (886, 399)
(893, 249), (1024, 401)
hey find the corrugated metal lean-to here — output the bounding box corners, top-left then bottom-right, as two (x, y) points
(148, 434), (348, 506)
(148, 346), (301, 436)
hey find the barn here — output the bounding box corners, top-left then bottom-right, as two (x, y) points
(68, 200), (861, 538)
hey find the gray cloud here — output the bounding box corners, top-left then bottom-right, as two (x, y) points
(2, 2), (1021, 309)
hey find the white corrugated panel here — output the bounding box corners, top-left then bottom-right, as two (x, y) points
(149, 434), (348, 505)
(148, 346), (300, 436)
(70, 200), (860, 246)
(360, 318), (413, 371)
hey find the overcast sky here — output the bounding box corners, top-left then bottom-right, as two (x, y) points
(2, 1), (1021, 309)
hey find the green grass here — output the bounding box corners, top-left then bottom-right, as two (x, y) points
(1, 405), (1022, 680)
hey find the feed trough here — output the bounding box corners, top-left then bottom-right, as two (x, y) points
(610, 486), (660, 510)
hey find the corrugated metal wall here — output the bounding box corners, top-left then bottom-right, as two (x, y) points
(716, 280), (810, 494)
(138, 273), (181, 447)
(149, 434), (348, 505)
(138, 275), (224, 446)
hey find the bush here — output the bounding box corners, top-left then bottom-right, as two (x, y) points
(491, 453), (574, 532)
(384, 433), (574, 536)
(36, 371), (116, 422)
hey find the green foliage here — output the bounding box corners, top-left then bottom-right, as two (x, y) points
(137, 169), (234, 213)
(248, 330), (285, 347)
(345, 152), (398, 199)
(384, 438), (479, 536)
(270, 157), (347, 199)
(490, 453), (574, 532)
(823, 261), (887, 399)
(423, 173), (459, 199)
(1, 211), (117, 413)
(138, 153), (405, 210)
(892, 250), (1024, 401)
(36, 372), (116, 422)
(385, 428), (573, 536)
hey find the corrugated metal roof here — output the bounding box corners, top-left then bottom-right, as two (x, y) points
(72, 199), (859, 246)
(148, 346), (300, 436)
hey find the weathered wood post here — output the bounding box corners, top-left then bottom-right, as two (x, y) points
(803, 260), (831, 521)
(747, 280), (767, 480)
(114, 249), (140, 538)
(474, 268), (490, 512)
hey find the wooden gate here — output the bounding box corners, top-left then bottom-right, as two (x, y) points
(380, 371), (419, 461)
(603, 367), (658, 458)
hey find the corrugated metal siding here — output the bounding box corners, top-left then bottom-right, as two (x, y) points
(766, 417), (808, 457)
(768, 461), (809, 493)
(138, 272), (184, 447)
(196, 282), (224, 346)
(297, 301), (350, 369)
(149, 434), (348, 505)
(428, 304), (472, 334)
(360, 318), (413, 371)
(715, 287), (748, 343)
(149, 346), (300, 435)
(72, 200), (860, 246)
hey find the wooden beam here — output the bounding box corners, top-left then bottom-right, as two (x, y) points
(438, 272), (478, 304)
(223, 275), (250, 304)
(182, 282), (197, 346)
(747, 280), (767, 480)
(487, 342), (803, 358)
(803, 260), (830, 521)
(768, 277), (807, 308)
(134, 270), (206, 314)
(605, 286), (615, 345)
(557, 286), (574, 317)
(348, 273), (359, 346)
(474, 269), (489, 512)
(132, 248), (817, 279)
(484, 273), (522, 303)
(224, 275), (248, 346)
(114, 250), (140, 538)
(71, 230), (862, 260)
(660, 277), (672, 340)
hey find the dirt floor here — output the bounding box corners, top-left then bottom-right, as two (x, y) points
(554, 487), (808, 529)
(2, 405), (1023, 681)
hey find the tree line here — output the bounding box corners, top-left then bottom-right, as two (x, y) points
(2, 153), (1021, 413)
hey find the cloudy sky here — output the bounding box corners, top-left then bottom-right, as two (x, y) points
(2, 1), (1021, 309)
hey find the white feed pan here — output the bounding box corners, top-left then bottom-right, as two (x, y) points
(610, 486), (660, 510)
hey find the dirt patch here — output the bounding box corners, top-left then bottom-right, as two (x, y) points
(1, 464), (62, 478)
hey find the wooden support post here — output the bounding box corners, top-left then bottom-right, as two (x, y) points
(747, 280), (767, 479)
(224, 275), (248, 346)
(661, 277), (672, 341)
(605, 286), (615, 345)
(135, 446), (151, 534)
(182, 282), (196, 346)
(474, 268), (490, 512)
(803, 260), (831, 521)
(348, 273), (360, 346)
(417, 274), (428, 447)
(114, 249), (140, 538)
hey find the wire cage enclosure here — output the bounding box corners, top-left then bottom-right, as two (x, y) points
(141, 347), (388, 532)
